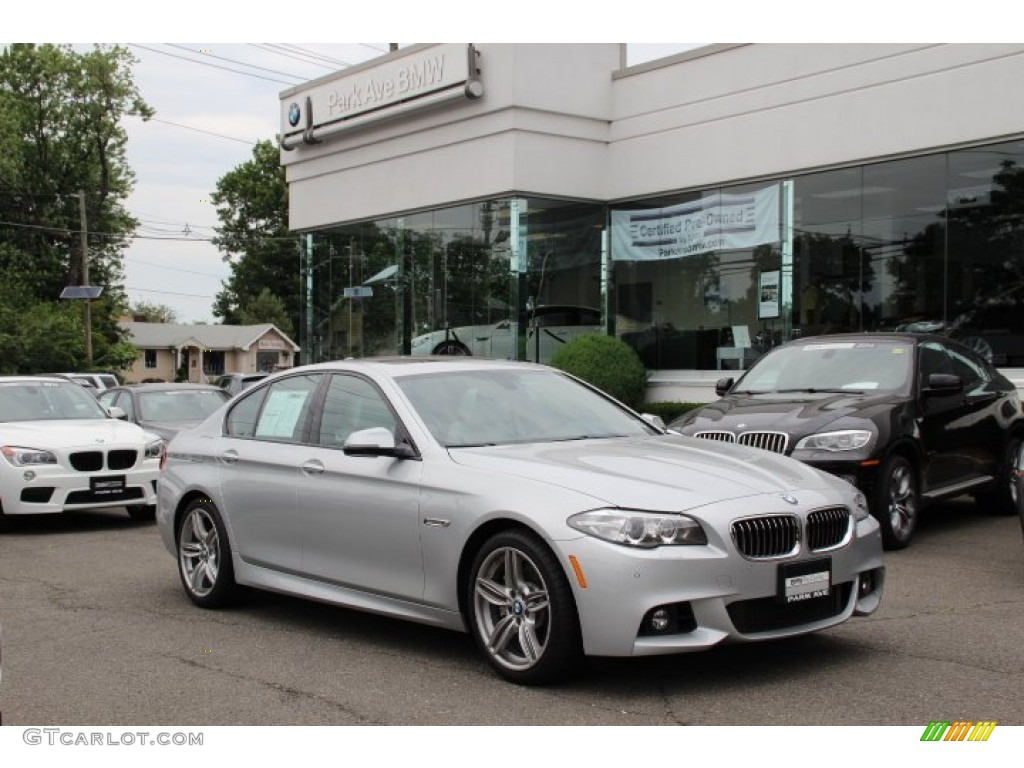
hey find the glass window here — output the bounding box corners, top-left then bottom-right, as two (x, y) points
(225, 384), (268, 438)
(115, 391), (136, 421)
(144, 349), (157, 369)
(318, 374), (396, 448)
(251, 375), (321, 442)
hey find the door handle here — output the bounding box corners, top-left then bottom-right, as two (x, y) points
(300, 459), (325, 476)
(219, 450), (239, 465)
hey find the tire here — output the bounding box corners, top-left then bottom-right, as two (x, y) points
(466, 529), (582, 685)
(176, 499), (239, 608)
(433, 340), (470, 356)
(975, 436), (1022, 517)
(126, 504), (156, 522)
(874, 454), (919, 550)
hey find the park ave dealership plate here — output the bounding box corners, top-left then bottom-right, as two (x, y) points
(779, 558), (832, 604)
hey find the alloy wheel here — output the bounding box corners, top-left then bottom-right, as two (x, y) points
(179, 507), (221, 598)
(472, 546), (552, 672)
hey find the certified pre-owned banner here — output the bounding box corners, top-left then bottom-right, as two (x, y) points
(611, 184), (780, 261)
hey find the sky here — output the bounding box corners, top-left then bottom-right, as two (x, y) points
(11, 3), (996, 324)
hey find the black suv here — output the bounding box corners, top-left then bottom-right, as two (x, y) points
(670, 333), (1024, 549)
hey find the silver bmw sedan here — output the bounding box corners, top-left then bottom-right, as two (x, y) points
(156, 357), (884, 685)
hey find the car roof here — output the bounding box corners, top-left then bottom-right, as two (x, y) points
(115, 383), (226, 392)
(290, 356), (549, 377)
(787, 332), (944, 346)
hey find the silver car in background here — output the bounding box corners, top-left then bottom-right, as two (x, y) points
(157, 358), (884, 684)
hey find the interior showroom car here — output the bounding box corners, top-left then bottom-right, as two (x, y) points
(670, 333), (1024, 550)
(0, 376), (164, 522)
(157, 358), (885, 685)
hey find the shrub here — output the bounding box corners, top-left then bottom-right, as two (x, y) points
(550, 334), (648, 409)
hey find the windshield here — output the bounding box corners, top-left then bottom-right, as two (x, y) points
(736, 341), (913, 394)
(138, 389), (229, 422)
(0, 381), (108, 422)
(397, 368), (657, 448)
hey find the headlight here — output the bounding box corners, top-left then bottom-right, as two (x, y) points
(144, 438), (166, 459)
(794, 430), (872, 452)
(568, 509), (707, 548)
(1, 446), (58, 466)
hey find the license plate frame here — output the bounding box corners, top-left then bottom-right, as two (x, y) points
(90, 474), (127, 500)
(777, 557), (832, 604)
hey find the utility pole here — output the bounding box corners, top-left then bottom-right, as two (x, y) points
(77, 190), (92, 365)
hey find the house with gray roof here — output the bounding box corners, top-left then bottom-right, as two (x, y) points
(119, 322), (299, 383)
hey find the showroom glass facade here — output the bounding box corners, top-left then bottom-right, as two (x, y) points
(301, 197), (605, 366)
(303, 139), (1024, 370)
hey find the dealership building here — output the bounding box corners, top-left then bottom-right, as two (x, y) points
(278, 43), (1024, 401)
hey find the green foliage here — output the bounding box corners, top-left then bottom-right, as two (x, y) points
(0, 44), (150, 372)
(129, 300), (177, 324)
(550, 334), (649, 409)
(212, 139), (299, 335)
(640, 401), (706, 424)
(236, 287), (293, 336)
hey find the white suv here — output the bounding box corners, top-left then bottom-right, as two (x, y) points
(0, 377), (163, 521)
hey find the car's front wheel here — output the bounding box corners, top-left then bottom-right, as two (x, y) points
(467, 529), (582, 685)
(176, 500), (239, 608)
(975, 436), (1022, 516)
(875, 454), (919, 550)
(433, 340), (470, 356)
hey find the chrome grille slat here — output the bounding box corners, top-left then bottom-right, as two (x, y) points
(737, 431), (789, 454)
(693, 431), (735, 443)
(693, 430), (788, 454)
(731, 515), (799, 560)
(807, 507), (852, 551)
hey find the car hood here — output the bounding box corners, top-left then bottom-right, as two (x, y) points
(676, 391), (901, 436)
(138, 420), (203, 441)
(0, 418), (153, 448)
(448, 434), (840, 510)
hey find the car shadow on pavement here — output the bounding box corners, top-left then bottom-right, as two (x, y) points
(0, 508), (150, 535)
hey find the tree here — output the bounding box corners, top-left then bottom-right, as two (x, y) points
(0, 44), (152, 372)
(129, 300), (178, 324)
(236, 287), (293, 336)
(211, 139), (299, 334)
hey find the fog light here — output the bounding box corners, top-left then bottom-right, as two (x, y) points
(650, 609), (670, 632)
(23, 470), (36, 481)
(858, 571), (874, 597)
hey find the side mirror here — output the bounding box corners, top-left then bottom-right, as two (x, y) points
(107, 406), (126, 420)
(640, 413), (666, 431)
(923, 373), (962, 395)
(715, 377), (735, 398)
(343, 427), (416, 459)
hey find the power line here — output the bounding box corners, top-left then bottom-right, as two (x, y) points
(126, 257), (228, 279)
(129, 44), (298, 86)
(127, 286), (218, 299)
(137, 116), (256, 146)
(164, 44), (307, 81)
(251, 43), (347, 71)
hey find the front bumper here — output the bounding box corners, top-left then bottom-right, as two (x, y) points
(550, 514), (884, 657)
(0, 460), (159, 515)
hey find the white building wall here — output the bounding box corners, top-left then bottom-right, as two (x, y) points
(282, 43), (620, 230)
(608, 43), (1024, 199)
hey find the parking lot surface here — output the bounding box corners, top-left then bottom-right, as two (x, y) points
(0, 498), (1021, 725)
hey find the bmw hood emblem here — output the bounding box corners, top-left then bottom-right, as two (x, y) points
(782, 493), (798, 505)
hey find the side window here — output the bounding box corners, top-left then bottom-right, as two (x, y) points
(944, 344), (987, 391)
(918, 342), (953, 386)
(115, 391), (136, 420)
(225, 385), (269, 438)
(253, 374), (321, 442)
(318, 374), (396, 448)
(97, 391), (117, 409)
